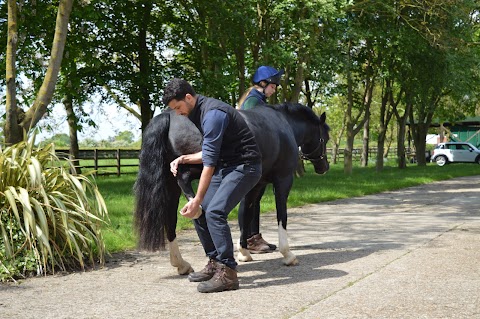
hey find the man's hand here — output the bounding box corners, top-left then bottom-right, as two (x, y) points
(180, 198), (202, 219)
(170, 152), (202, 176)
(170, 156), (184, 176)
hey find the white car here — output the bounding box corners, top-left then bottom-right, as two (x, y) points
(431, 142), (480, 166)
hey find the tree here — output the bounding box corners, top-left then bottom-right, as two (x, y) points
(397, 0), (480, 166)
(39, 133), (70, 147)
(113, 130), (135, 145)
(4, 0), (73, 145)
(81, 1), (169, 134)
(57, 1), (109, 173)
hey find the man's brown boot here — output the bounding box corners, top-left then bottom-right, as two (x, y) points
(197, 264), (239, 293)
(188, 259), (218, 282)
(247, 233), (271, 254)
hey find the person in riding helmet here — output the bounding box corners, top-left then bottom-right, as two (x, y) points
(237, 65), (284, 110)
(237, 66), (284, 254)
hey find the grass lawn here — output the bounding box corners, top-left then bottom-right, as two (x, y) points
(95, 162), (480, 253)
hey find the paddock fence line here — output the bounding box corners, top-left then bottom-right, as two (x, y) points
(333, 147), (421, 162)
(55, 149), (140, 176)
(54, 147), (423, 177)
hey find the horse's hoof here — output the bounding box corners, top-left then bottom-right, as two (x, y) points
(282, 254), (299, 266)
(237, 249), (253, 262)
(285, 258), (299, 266)
(177, 265), (194, 275)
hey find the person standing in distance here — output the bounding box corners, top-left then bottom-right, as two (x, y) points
(237, 65), (284, 253)
(164, 78), (262, 293)
(237, 65), (284, 110)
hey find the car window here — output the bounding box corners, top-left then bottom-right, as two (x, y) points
(447, 144), (456, 150)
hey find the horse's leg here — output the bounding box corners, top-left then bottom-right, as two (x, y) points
(176, 164), (203, 218)
(237, 183), (266, 262)
(168, 238), (194, 275)
(274, 175), (299, 266)
(177, 164), (202, 200)
(165, 171), (194, 275)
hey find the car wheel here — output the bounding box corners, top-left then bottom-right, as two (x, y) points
(475, 156), (480, 164)
(435, 155), (448, 166)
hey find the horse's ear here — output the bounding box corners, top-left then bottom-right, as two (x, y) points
(319, 112), (326, 124)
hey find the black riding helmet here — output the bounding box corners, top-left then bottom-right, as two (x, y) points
(252, 66), (284, 87)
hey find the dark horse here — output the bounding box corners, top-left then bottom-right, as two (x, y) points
(134, 103), (329, 275)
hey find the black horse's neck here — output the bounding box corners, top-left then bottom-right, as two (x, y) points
(272, 103), (320, 146)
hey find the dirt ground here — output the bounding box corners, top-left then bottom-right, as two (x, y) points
(1, 175), (479, 319)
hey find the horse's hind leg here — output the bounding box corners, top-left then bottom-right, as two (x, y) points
(166, 223), (194, 275)
(168, 238), (194, 275)
(165, 173), (194, 275)
(177, 165), (203, 218)
(274, 176), (299, 266)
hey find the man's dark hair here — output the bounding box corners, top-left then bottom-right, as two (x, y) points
(162, 78), (196, 105)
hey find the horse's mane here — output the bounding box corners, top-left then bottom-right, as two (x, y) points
(267, 103), (321, 124)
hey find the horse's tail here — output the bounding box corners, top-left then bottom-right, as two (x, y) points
(134, 113), (180, 251)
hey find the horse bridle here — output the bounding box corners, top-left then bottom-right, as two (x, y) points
(300, 138), (327, 163)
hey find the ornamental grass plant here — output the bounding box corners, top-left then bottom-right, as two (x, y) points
(0, 137), (109, 282)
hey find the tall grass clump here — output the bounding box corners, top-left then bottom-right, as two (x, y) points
(0, 137), (109, 282)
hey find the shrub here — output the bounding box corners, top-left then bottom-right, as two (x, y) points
(0, 137), (109, 281)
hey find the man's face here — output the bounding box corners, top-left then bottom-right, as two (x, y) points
(168, 94), (195, 116)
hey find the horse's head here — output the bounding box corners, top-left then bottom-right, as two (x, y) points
(300, 111), (330, 174)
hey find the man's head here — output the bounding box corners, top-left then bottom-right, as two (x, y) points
(162, 78), (197, 116)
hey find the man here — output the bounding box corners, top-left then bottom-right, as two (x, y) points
(163, 78), (262, 293)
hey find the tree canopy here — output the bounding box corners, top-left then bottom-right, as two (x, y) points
(1, 0), (479, 171)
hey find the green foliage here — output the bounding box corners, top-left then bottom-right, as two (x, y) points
(2, 0), (478, 168)
(39, 133), (71, 147)
(0, 137), (109, 281)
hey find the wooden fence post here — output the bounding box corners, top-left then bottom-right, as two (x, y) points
(94, 149), (98, 177)
(116, 149), (121, 177)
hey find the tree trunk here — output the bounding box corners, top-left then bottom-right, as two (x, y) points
(331, 143), (339, 164)
(361, 118), (369, 167)
(344, 128), (354, 175)
(376, 132), (386, 171)
(64, 94), (82, 174)
(344, 40), (354, 175)
(19, 0), (74, 137)
(304, 79), (314, 108)
(4, 0), (22, 145)
(234, 23), (246, 104)
(412, 123), (430, 166)
(439, 123), (445, 144)
(138, 2), (153, 133)
(343, 38), (372, 174)
(396, 101), (412, 169)
(289, 62), (305, 103)
(397, 120), (408, 168)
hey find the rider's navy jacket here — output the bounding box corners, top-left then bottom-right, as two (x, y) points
(241, 88), (266, 110)
(188, 95), (261, 167)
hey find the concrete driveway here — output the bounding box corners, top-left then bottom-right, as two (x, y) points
(1, 175), (479, 319)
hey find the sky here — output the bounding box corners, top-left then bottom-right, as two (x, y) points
(36, 101), (143, 143)
(1, 77), (143, 143)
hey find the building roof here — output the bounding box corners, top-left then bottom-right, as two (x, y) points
(430, 116), (480, 127)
